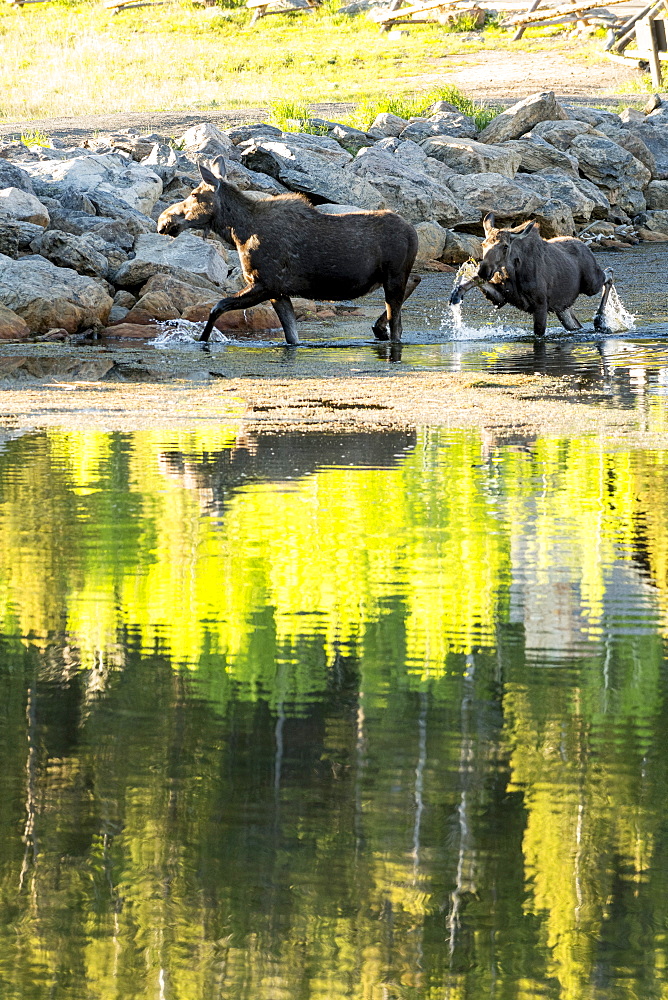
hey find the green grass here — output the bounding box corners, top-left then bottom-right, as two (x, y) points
(348, 85), (501, 131)
(0, 0), (607, 124)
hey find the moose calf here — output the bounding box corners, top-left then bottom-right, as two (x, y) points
(157, 156), (420, 345)
(450, 213), (614, 339)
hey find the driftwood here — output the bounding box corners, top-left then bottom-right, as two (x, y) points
(502, 0), (630, 27)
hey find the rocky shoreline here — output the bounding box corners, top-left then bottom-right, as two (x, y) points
(1, 89), (667, 343)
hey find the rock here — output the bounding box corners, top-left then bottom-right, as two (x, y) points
(328, 124), (375, 154)
(621, 122), (668, 180)
(502, 137), (578, 175)
(108, 288), (136, 325)
(414, 221), (447, 262)
(315, 203), (367, 214)
(646, 179), (668, 209)
(569, 134), (651, 208)
(531, 119), (592, 150)
(0, 161), (35, 195)
(224, 159), (289, 195)
(532, 200), (575, 237)
(594, 122), (656, 176)
(31, 229), (125, 277)
(619, 107), (645, 124)
(0, 220), (44, 256)
(180, 122), (239, 163)
(514, 169), (609, 222)
(0, 141), (37, 164)
(122, 290), (181, 325)
(241, 138), (384, 209)
(225, 123), (283, 144)
(119, 231), (228, 289)
(181, 300), (281, 331)
(634, 209), (668, 234)
(446, 172), (542, 222)
(478, 91), (567, 144)
(422, 136), (521, 177)
(646, 108), (668, 126)
(141, 143), (179, 185)
(347, 143), (477, 226)
(0, 254), (112, 333)
(0, 303), (30, 340)
(0, 187), (50, 227)
(139, 273), (217, 312)
(46, 206), (136, 248)
(441, 230), (482, 264)
(367, 112), (409, 139)
(19, 153), (162, 216)
(561, 104), (622, 128)
(644, 94), (663, 113)
(400, 111), (477, 143)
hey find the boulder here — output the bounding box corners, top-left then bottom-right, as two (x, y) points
(367, 112), (409, 139)
(569, 135), (651, 207)
(532, 201), (575, 237)
(514, 169), (609, 222)
(180, 122), (239, 163)
(619, 107), (646, 124)
(328, 124), (375, 154)
(561, 105), (622, 128)
(0, 141), (38, 164)
(225, 123), (283, 145)
(441, 230), (482, 264)
(421, 136), (521, 177)
(122, 290), (181, 325)
(18, 153), (162, 216)
(0, 220), (44, 257)
(414, 221), (447, 261)
(0, 187), (50, 226)
(646, 179), (668, 209)
(502, 137), (578, 175)
(139, 273), (218, 312)
(622, 122), (668, 180)
(531, 119), (592, 150)
(594, 123), (656, 176)
(446, 172), (542, 222)
(0, 161), (35, 195)
(634, 209), (668, 234)
(241, 139), (384, 208)
(478, 91), (567, 144)
(0, 254), (112, 333)
(117, 231), (228, 288)
(46, 206), (136, 248)
(108, 289), (136, 325)
(141, 143), (179, 185)
(0, 303), (30, 340)
(31, 229), (127, 277)
(346, 144), (477, 226)
(224, 159), (289, 195)
(181, 300), (281, 331)
(400, 111), (477, 143)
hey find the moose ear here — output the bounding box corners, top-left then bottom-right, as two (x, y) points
(482, 212), (495, 235)
(199, 156), (226, 187)
(511, 220), (536, 240)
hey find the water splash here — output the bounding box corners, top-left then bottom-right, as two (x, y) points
(150, 319), (230, 347)
(599, 284), (635, 334)
(447, 260), (482, 338)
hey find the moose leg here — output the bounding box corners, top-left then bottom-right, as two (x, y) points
(532, 300), (548, 339)
(271, 296), (300, 346)
(593, 268), (615, 333)
(201, 285), (270, 342)
(555, 307), (582, 332)
(373, 274), (421, 341)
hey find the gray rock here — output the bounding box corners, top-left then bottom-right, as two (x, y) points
(441, 229), (482, 264)
(561, 104), (622, 128)
(428, 100), (470, 116)
(111, 231), (228, 289)
(514, 169), (609, 222)
(532, 200), (575, 237)
(0, 161), (35, 195)
(180, 122), (240, 163)
(646, 179), (668, 209)
(0, 219), (44, 257)
(241, 138), (383, 209)
(646, 107), (668, 126)
(367, 112), (409, 139)
(328, 123), (375, 154)
(347, 144), (477, 226)
(446, 172), (542, 221)
(18, 153), (162, 216)
(478, 91), (567, 144)
(569, 134), (651, 206)
(86, 190), (156, 235)
(0, 187), (50, 226)
(339, 0), (390, 12)
(619, 107), (645, 124)
(621, 122), (668, 180)
(0, 253), (112, 333)
(224, 159), (289, 195)
(503, 137), (578, 175)
(634, 209), (668, 234)
(414, 221), (447, 261)
(531, 119), (592, 150)
(422, 136), (521, 177)
(0, 141), (39, 164)
(400, 111), (477, 143)
(33, 229), (128, 276)
(315, 203), (367, 214)
(225, 123), (283, 145)
(141, 143), (179, 185)
(594, 122), (656, 176)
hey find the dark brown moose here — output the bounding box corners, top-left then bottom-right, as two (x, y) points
(450, 213), (614, 338)
(157, 156), (421, 345)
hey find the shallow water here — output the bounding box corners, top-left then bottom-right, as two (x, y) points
(2, 421), (668, 1000)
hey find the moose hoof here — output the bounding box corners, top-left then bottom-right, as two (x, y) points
(372, 326), (389, 342)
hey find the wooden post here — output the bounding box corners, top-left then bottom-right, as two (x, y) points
(512, 0), (541, 39)
(648, 14), (663, 86)
(379, 0), (404, 32)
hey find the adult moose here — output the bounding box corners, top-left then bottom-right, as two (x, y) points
(157, 156), (420, 345)
(450, 213), (614, 338)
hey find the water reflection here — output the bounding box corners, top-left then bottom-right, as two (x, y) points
(1, 426), (668, 999)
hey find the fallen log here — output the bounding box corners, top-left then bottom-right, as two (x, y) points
(501, 0), (631, 28)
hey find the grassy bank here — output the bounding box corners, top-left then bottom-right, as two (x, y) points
(0, 0), (601, 123)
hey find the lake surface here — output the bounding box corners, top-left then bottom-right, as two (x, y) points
(1, 413), (668, 1000)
